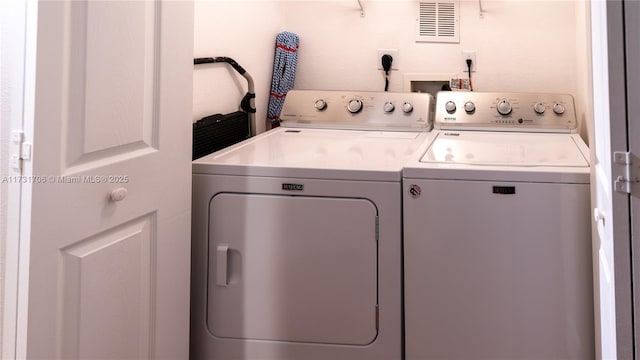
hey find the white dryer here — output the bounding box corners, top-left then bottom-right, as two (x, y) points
(403, 92), (594, 359)
(191, 90), (434, 360)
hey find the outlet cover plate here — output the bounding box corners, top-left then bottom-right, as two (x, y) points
(462, 50), (477, 72)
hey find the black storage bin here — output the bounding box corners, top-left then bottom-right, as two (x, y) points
(192, 111), (249, 160)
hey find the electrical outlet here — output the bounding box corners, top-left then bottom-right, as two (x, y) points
(462, 50), (477, 72)
(377, 49), (399, 70)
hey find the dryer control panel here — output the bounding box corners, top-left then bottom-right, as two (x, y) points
(280, 90), (434, 132)
(435, 92), (577, 133)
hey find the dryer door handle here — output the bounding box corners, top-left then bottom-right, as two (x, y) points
(216, 244), (230, 287)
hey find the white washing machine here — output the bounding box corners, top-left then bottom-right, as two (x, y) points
(191, 90), (434, 360)
(403, 92), (594, 359)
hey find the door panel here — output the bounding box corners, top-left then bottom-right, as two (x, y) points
(60, 215), (153, 359)
(65, 0), (158, 168)
(404, 179), (593, 359)
(208, 193), (378, 346)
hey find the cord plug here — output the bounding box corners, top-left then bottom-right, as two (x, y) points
(381, 54), (393, 92)
(382, 54), (393, 74)
(465, 58), (473, 91)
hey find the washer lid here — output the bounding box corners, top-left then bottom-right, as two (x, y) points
(193, 128), (428, 181)
(421, 132), (589, 167)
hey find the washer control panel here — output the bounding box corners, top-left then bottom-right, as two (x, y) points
(435, 92), (577, 133)
(279, 90), (434, 131)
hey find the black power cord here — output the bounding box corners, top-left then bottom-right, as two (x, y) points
(466, 58), (473, 91)
(382, 54), (393, 91)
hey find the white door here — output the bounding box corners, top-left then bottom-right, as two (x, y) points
(10, 1), (194, 358)
(590, 1), (634, 358)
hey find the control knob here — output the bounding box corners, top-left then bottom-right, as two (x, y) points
(347, 99), (363, 113)
(497, 99), (512, 115)
(553, 103), (565, 115)
(464, 101), (476, 113)
(383, 101), (395, 113)
(402, 102), (414, 113)
(314, 99), (327, 111)
(533, 102), (546, 114)
(445, 101), (457, 114)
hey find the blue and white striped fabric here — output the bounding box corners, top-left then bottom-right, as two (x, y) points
(267, 32), (300, 125)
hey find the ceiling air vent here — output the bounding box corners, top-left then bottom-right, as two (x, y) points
(416, 1), (459, 43)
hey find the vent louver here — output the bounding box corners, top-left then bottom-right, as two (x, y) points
(417, 1), (459, 43)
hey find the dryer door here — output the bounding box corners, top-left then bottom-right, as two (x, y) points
(207, 193), (378, 345)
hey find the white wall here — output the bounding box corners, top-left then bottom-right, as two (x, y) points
(575, 0), (593, 144)
(194, 0), (591, 136)
(193, 1), (286, 134)
(288, 0), (576, 92)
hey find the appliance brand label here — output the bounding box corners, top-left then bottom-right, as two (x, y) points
(492, 186), (516, 195)
(282, 183), (304, 191)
